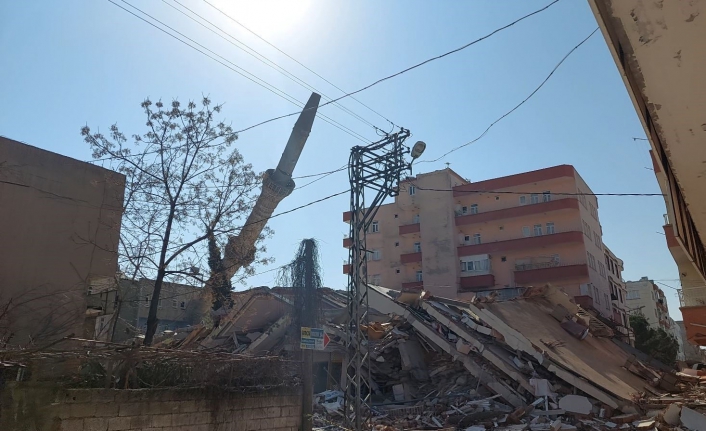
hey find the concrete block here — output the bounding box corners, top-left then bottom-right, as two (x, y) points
(172, 412), (193, 426)
(69, 402), (97, 418)
(179, 400), (201, 413)
(130, 414), (153, 429)
(151, 413), (173, 428)
(106, 416), (131, 431)
(245, 419), (263, 430)
(90, 389), (116, 403)
(94, 402), (120, 417)
(83, 417), (108, 431)
(118, 402), (143, 417)
(264, 406), (281, 418)
(155, 401), (180, 415)
(64, 390), (93, 404)
(60, 418), (85, 431)
(190, 412), (212, 425)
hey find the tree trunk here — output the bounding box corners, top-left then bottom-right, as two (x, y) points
(144, 206), (176, 346)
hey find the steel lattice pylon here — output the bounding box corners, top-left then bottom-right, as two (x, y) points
(344, 129), (411, 430)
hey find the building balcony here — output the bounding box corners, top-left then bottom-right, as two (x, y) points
(343, 211), (352, 223)
(342, 264), (351, 274)
(399, 223), (420, 235)
(457, 230), (584, 257)
(680, 286), (706, 345)
(459, 274), (495, 292)
(455, 198), (579, 226)
(343, 237), (352, 248)
(401, 281), (423, 292)
(514, 262), (589, 285)
(400, 252), (422, 264)
(574, 295), (594, 310)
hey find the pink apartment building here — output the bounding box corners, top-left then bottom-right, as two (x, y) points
(343, 165), (626, 329)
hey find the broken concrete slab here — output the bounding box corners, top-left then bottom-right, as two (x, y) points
(681, 406), (706, 431)
(558, 395), (592, 415)
(664, 403), (682, 426)
(398, 338), (429, 381)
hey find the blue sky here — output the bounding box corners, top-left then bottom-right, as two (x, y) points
(0, 1), (683, 318)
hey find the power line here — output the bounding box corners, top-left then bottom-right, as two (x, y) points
(231, 0), (564, 134)
(163, 0), (385, 133)
(107, 0), (372, 144)
(419, 27), (599, 164)
(202, 0), (397, 129)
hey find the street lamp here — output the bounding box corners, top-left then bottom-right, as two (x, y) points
(344, 129), (420, 430)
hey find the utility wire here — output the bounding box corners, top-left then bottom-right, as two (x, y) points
(108, 0), (371, 144)
(164, 0), (384, 133)
(419, 27), (599, 164)
(231, 0), (564, 134)
(203, 0), (398, 129)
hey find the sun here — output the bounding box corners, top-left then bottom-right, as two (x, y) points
(210, 0), (313, 39)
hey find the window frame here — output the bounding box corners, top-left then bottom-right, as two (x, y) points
(546, 222), (555, 234)
(533, 224), (543, 236)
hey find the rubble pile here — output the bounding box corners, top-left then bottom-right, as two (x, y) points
(309, 284), (706, 430)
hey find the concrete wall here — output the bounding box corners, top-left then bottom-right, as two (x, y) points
(0, 137), (124, 345)
(0, 384), (301, 431)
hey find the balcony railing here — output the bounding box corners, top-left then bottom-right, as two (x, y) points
(680, 286), (706, 307)
(515, 260), (561, 271)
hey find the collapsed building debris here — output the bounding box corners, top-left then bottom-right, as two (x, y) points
(161, 283), (706, 430)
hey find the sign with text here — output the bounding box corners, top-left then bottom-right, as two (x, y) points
(300, 326), (330, 351)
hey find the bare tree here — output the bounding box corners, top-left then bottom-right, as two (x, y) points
(82, 97), (271, 345)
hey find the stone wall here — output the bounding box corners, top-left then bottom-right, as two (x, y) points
(0, 384), (301, 431)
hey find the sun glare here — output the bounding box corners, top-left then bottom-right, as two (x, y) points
(212, 0), (313, 39)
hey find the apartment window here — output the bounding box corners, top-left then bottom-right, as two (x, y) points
(372, 250), (381, 261)
(413, 242), (421, 253)
(522, 226), (531, 237)
(594, 286), (601, 304)
(179, 301), (186, 310)
(395, 242), (399, 247)
(172, 298), (178, 308)
(470, 204), (478, 214)
(519, 196), (527, 205)
(627, 290), (640, 300)
(531, 193), (540, 204)
(461, 257), (490, 272)
(416, 271), (423, 282)
(546, 222), (555, 235)
(396, 269), (400, 274)
(598, 262), (606, 278)
(413, 214), (420, 224)
(409, 186), (416, 196)
(587, 252), (596, 270)
(370, 221), (379, 233)
(619, 289), (623, 303)
(394, 214), (398, 218)
(533, 224), (543, 236)
(472, 233), (481, 245)
(582, 220), (592, 238)
(604, 293), (610, 305)
(464, 235), (471, 243)
(542, 191), (551, 202)
(158, 299), (163, 308)
(461, 206), (468, 215)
